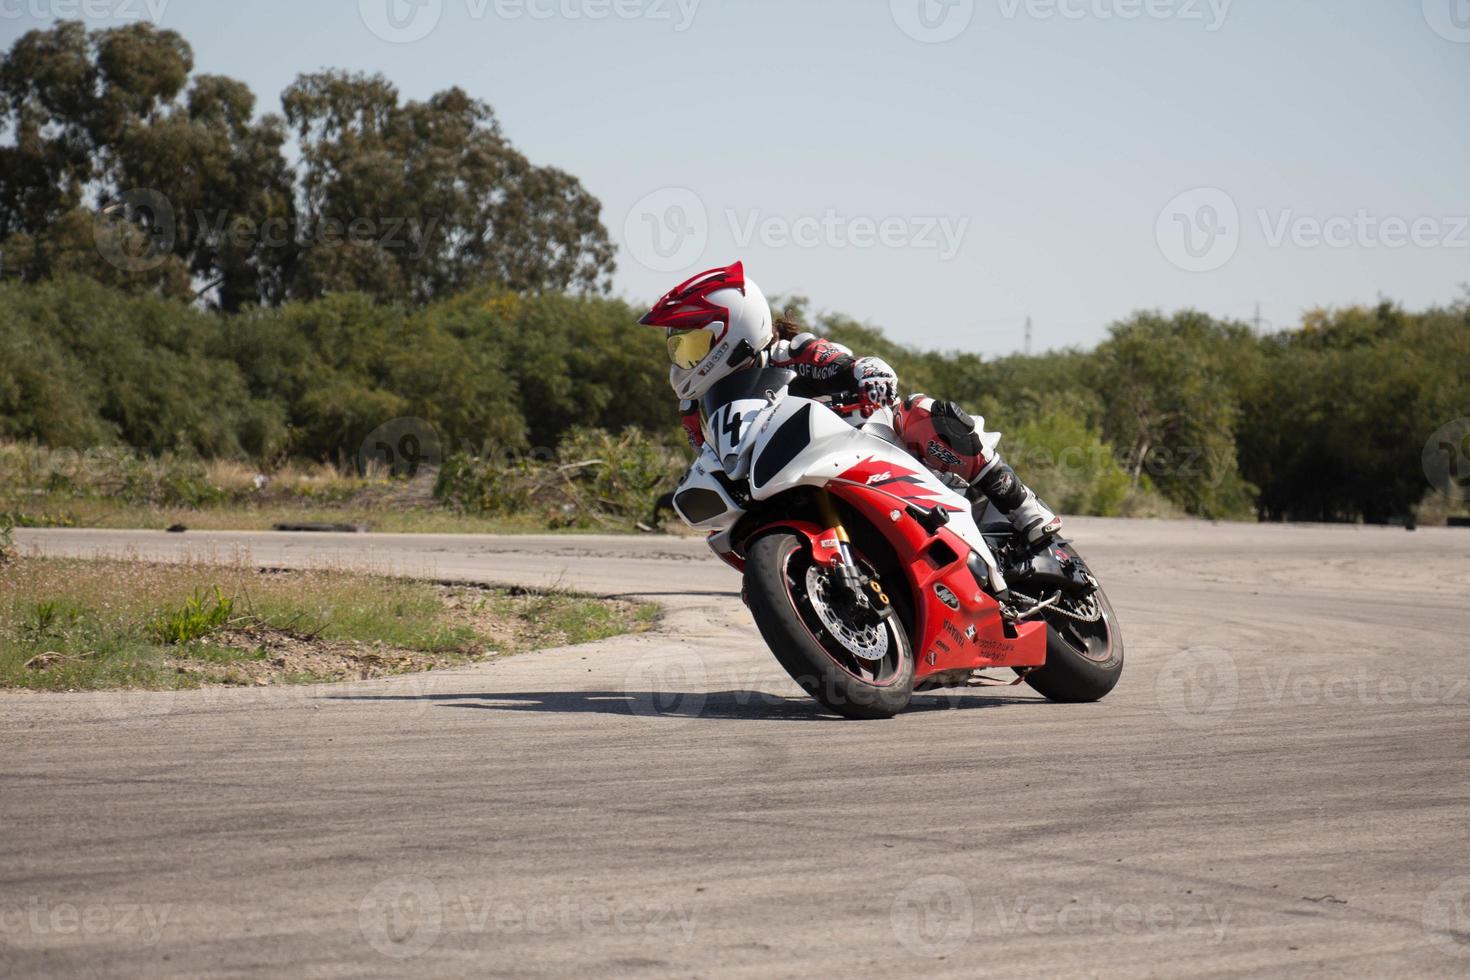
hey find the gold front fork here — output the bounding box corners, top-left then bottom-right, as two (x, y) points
(816, 490), (850, 545)
(817, 491), (890, 608)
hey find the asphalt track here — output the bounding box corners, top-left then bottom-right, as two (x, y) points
(3, 520), (1468, 978)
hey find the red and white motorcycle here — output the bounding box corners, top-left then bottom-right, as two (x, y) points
(672, 366), (1124, 719)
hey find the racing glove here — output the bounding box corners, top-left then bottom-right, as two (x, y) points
(854, 357), (899, 416)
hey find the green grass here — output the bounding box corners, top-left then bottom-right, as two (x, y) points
(498, 590), (663, 646)
(1, 557), (657, 691)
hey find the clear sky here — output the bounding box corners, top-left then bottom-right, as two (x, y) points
(4, 0), (1467, 354)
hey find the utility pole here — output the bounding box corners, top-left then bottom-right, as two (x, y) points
(1252, 302), (1262, 333)
(1024, 315), (1033, 357)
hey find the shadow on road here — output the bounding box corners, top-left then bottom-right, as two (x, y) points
(327, 688), (1040, 721)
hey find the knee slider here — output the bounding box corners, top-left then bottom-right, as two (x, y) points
(931, 402), (983, 456)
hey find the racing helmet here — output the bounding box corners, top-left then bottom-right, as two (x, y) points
(639, 261), (773, 401)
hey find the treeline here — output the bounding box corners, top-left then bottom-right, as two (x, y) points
(3, 22), (1465, 526)
(3, 275), (1467, 525)
(813, 299), (1470, 523)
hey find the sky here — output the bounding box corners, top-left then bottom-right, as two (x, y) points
(3, 0), (1467, 355)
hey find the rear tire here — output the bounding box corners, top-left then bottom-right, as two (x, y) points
(1022, 585), (1124, 702)
(744, 533), (914, 719)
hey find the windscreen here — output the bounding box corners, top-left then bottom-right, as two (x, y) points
(699, 366), (795, 419)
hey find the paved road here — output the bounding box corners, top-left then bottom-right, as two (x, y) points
(3, 521), (1468, 978)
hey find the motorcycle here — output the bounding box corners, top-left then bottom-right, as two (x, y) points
(670, 366), (1124, 719)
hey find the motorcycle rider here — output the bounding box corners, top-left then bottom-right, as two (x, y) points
(640, 261), (1061, 545)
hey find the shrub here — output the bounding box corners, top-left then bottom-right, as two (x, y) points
(434, 451), (542, 517)
(434, 427), (684, 527)
(146, 586), (237, 645)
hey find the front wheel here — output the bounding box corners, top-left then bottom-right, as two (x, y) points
(744, 533), (914, 719)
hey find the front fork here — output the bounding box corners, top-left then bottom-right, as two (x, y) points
(816, 490), (890, 611)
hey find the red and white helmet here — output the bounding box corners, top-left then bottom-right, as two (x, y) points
(639, 261), (773, 401)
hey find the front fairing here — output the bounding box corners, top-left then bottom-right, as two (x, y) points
(698, 367), (795, 480)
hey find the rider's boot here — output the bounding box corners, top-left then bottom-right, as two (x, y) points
(968, 456), (1062, 546)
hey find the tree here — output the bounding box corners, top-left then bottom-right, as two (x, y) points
(281, 71), (615, 304)
(1091, 311), (1255, 517)
(0, 22), (294, 310)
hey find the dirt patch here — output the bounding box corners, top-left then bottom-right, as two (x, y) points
(193, 625), (451, 685)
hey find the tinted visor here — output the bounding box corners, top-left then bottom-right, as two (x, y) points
(666, 328), (715, 369)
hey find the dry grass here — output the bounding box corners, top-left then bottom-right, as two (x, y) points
(0, 556), (657, 691)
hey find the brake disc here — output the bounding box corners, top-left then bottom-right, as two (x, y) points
(805, 566), (890, 662)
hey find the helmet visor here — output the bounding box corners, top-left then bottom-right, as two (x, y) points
(666, 328), (715, 370)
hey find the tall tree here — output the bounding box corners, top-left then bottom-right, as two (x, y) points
(282, 71), (615, 303)
(0, 21), (294, 310)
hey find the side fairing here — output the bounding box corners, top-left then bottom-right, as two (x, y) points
(672, 446), (747, 532)
(747, 396), (1003, 588)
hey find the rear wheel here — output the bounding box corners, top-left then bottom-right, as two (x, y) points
(1017, 585), (1124, 702)
(744, 533), (913, 719)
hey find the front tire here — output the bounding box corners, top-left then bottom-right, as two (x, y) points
(744, 533), (914, 719)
